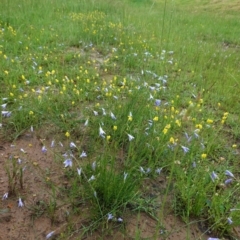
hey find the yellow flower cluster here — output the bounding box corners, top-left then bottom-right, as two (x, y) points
(163, 124), (171, 135)
(221, 112), (229, 124)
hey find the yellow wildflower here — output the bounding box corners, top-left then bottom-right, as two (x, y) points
(65, 132), (70, 138)
(206, 119), (213, 124)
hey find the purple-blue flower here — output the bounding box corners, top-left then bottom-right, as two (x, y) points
(63, 159), (72, 168)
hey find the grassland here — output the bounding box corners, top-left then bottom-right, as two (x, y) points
(0, 0), (240, 239)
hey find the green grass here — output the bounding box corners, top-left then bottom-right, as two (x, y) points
(1, 0), (240, 239)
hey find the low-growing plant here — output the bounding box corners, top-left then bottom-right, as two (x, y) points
(5, 156), (24, 196)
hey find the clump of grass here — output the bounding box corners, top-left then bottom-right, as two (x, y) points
(5, 156), (24, 196)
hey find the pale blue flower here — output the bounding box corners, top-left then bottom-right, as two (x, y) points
(117, 217), (123, 222)
(181, 145), (190, 154)
(107, 213), (114, 221)
(225, 179), (233, 185)
(184, 132), (192, 142)
(50, 140), (55, 148)
(18, 198), (24, 207)
(1, 111), (11, 117)
(156, 168), (162, 175)
(80, 151), (87, 158)
(210, 171), (218, 182)
(42, 146), (47, 153)
(46, 231), (55, 239)
(225, 170), (234, 178)
(227, 217), (233, 225)
(2, 192), (8, 200)
(192, 162), (197, 168)
(155, 99), (161, 106)
(63, 159), (72, 168)
(70, 142), (77, 148)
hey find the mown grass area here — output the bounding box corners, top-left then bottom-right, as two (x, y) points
(1, 0), (240, 239)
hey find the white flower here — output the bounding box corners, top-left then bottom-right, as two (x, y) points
(18, 198), (24, 207)
(140, 166), (145, 174)
(63, 159), (72, 168)
(2, 192), (8, 200)
(156, 168), (162, 175)
(117, 217), (123, 222)
(77, 168), (82, 176)
(88, 175), (95, 182)
(84, 119), (89, 126)
(127, 133), (134, 141)
(1, 103), (7, 109)
(46, 231), (55, 239)
(102, 108), (106, 116)
(92, 161), (96, 171)
(80, 151), (87, 158)
(107, 213), (114, 221)
(50, 140), (55, 148)
(93, 110), (98, 116)
(123, 172), (128, 182)
(70, 142), (77, 148)
(110, 112), (117, 120)
(99, 126), (106, 138)
(146, 168), (151, 174)
(20, 148), (26, 153)
(148, 94), (154, 100)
